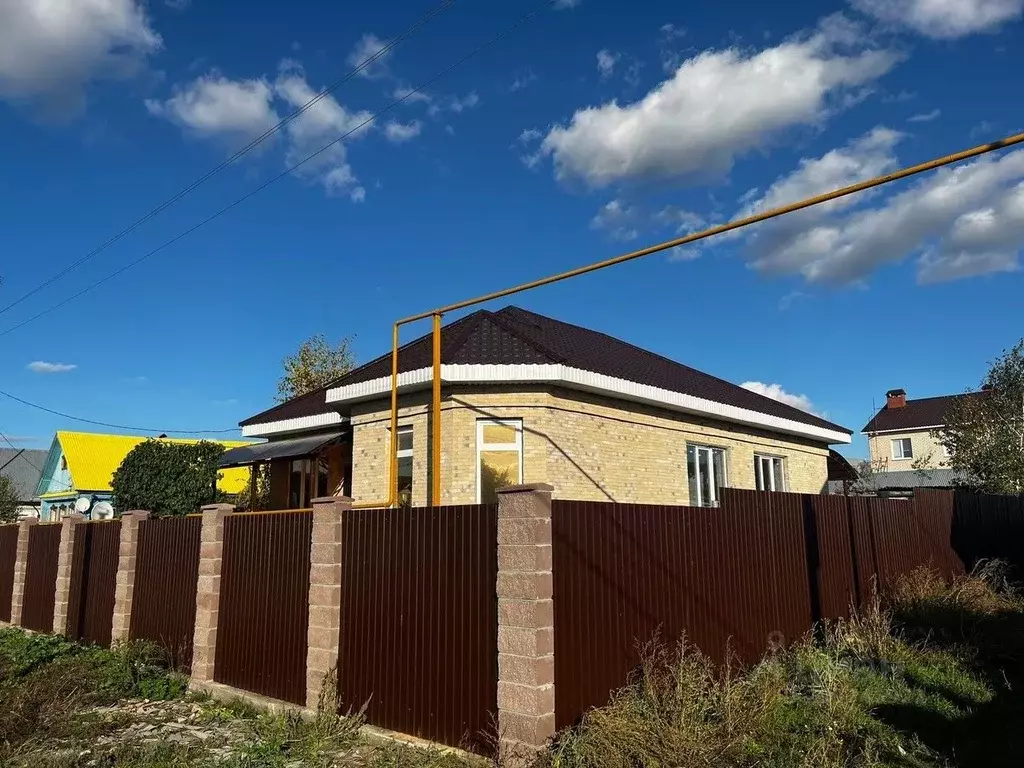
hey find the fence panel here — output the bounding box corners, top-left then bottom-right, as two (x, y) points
(131, 516), (202, 669)
(552, 491), (812, 730)
(338, 504), (498, 754)
(0, 525), (18, 622)
(951, 492), (1024, 579)
(66, 521), (122, 646)
(215, 511), (312, 706)
(810, 495), (858, 619)
(21, 524), (61, 632)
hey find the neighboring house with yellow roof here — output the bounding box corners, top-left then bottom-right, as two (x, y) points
(35, 431), (251, 521)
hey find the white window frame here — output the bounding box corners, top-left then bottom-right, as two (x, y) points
(891, 437), (914, 461)
(395, 425), (414, 460)
(754, 454), (786, 492)
(476, 419), (524, 504)
(687, 444), (727, 507)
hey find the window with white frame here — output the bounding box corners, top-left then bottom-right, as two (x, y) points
(396, 426), (413, 508)
(477, 419), (523, 504)
(891, 437), (914, 460)
(687, 444), (727, 507)
(754, 455), (785, 492)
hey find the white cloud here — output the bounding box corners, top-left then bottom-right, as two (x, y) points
(510, 71), (537, 92)
(448, 91), (480, 113)
(590, 199), (639, 241)
(145, 74), (279, 140)
(275, 63), (374, 200)
(778, 290), (809, 310)
(27, 361), (77, 374)
(655, 206), (706, 234)
(741, 381), (820, 415)
(596, 49), (619, 78)
(539, 16), (900, 187)
(851, 0), (1024, 38)
(346, 33), (390, 78)
(518, 128), (542, 144)
(391, 83), (432, 105)
(384, 119), (422, 143)
(907, 108), (941, 123)
(736, 128), (1024, 283)
(554, 0), (581, 8)
(0, 0), (161, 114)
(165, 0), (191, 9)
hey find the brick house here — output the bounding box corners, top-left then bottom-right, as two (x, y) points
(225, 307), (853, 508)
(858, 388), (981, 494)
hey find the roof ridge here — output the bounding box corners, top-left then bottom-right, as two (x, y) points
(483, 309), (567, 365)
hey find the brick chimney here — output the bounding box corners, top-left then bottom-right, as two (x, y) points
(886, 388), (907, 409)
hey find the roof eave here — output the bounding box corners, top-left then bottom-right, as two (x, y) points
(325, 363), (852, 445)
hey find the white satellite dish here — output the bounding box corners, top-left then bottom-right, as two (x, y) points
(92, 501), (114, 520)
(74, 496), (93, 514)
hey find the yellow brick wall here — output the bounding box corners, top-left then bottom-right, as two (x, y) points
(349, 385), (832, 507)
(867, 429), (948, 470)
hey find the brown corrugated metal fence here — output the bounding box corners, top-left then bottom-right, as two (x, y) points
(130, 516), (202, 669)
(20, 523), (61, 633)
(338, 504), (498, 754)
(0, 525), (18, 622)
(66, 521), (122, 646)
(215, 511), (313, 706)
(551, 489), (973, 728)
(950, 491), (1024, 579)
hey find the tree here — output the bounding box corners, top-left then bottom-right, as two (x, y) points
(276, 334), (355, 403)
(0, 475), (19, 523)
(938, 339), (1024, 495)
(111, 440), (231, 517)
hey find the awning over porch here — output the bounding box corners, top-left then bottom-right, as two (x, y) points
(218, 432), (345, 468)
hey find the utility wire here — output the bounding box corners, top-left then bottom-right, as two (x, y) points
(0, 388), (243, 435)
(0, 0), (557, 338)
(0, 0), (457, 318)
(0, 430), (76, 494)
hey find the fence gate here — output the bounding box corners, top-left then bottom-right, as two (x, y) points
(214, 511), (313, 706)
(130, 516), (202, 670)
(66, 521), (122, 646)
(0, 525), (19, 622)
(21, 524), (62, 633)
(338, 504), (499, 754)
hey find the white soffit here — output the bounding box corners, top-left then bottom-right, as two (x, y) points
(241, 412), (346, 438)
(326, 364), (852, 444)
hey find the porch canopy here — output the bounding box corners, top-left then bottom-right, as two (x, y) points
(218, 431), (345, 468)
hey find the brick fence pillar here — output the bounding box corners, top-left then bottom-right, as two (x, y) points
(495, 483), (556, 760)
(111, 511), (150, 643)
(53, 513), (86, 635)
(190, 503), (233, 685)
(9, 518), (37, 626)
(305, 496), (349, 710)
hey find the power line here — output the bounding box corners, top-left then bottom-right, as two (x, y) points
(0, 0), (457, 318)
(0, 430), (75, 494)
(0, 0), (557, 338)
(0, 388), (243, 435)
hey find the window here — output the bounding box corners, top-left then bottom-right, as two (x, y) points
(396, 426), (413, 508)
(755, 455), (785, 492)
(477, 420), (523, 504)
(288, 459), (307, 509)
(891, 437), (914, 460)
(60, 456), (67, 471)
(687, 444), (727, 507)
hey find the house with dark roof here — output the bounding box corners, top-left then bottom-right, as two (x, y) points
(0, 448), (47, 519)
(228, 307), (853, 508)
(859, 388), (982, 494)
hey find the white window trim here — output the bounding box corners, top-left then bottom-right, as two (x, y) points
(891, 437), (914, 461)
(688, 443), (727, 507)
(395, 425), (414, 459)
(754, 454), (786, 492)
(476, 419), (524, 504)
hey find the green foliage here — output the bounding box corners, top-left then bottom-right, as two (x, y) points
(0, 473), (20, 522)
(111, 439), (228, 517)
(938, 339), (1024, 494)
(276, 333), (356, 403)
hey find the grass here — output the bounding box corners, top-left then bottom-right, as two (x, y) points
(541, 564), (1024, 768)
(4, 565), (1022, 767)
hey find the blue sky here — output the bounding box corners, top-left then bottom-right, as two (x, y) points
(1, 0), (1022, 459)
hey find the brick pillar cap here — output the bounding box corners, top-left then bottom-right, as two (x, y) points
(20, 518), (39, 527)
(201, 503), (235, 513)
(312, 495), (353, 505)
(123, 510), (151, 520)
(64, 513), (86, 521)
(496, 483), (554, 495)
